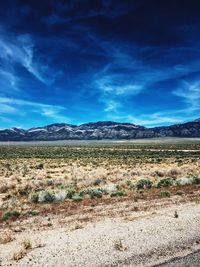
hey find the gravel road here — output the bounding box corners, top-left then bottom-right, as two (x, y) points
(0, 202), (200, 267)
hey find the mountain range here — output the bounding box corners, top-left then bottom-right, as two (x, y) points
(0, 119), (200, 141)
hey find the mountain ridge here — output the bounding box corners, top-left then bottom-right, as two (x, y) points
(0, 119), (200, 141)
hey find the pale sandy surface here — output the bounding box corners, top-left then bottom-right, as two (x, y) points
(0, 137), (200, 146)
(0, 202), (200, 267)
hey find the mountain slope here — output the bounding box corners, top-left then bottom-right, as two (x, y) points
(0, 119), (200, 141)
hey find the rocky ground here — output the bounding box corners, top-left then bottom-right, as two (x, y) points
(0, 195), (200, 267)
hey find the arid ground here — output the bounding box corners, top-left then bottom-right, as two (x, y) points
(0, 138), (200, 266)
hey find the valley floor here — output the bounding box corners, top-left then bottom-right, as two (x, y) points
(0, 141), (200, 266)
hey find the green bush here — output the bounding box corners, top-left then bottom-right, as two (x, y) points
(126, 180), (134, 189)
(79, 188), (106, 198)
(26, 209), (39, 216)
(159, 191), (171, 198)
(87, 188), (104, 198)
(110, 191), (126, 197)
(65, 187), (76, 199)
(176, 191), (183, 196)
(157, 178), (173, 188)
(30, 192), (39, 203)
(79, 189), (88, 197)
(193, 176), (200, 184)
(72, 194), (83, 202)
(43, 191), (55, 203)
(136, 179), (153, 190)
(2, 210), (20, 221)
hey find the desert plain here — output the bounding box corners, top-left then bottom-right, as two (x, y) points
(0, 138), (200, 266)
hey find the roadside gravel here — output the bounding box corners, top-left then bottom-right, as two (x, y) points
(0, 202), (200, 267)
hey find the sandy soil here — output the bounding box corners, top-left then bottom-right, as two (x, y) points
(0, 200), (200, 267)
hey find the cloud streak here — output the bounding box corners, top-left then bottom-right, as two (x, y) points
(0, 97), (68, 124)
(0, 31), (57, 87)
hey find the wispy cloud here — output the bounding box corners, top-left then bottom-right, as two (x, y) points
(173, 80), (200, 112)
(0, 97), (68, 123)
(109, 112), (192, 127)
(104, 100), (120, 112)
(0, 30), (56, 86)
(88, 33), (200, 120)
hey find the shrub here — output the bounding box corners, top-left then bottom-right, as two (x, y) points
(159, 191), (171, 198)
(79, 188), (88, 197)
(12, 247), (27, 261)
(114, 239), (127, 251)
(176, 190), (184, 196)
(126, 180), (132, 186)
(42, 191), (55, 203)
(65, 187), (76, 199)
(157, 178), (173, 188)
(110, 191), (126, 197)
(126, 180), (134, 189)
(104, 183), (117, 193)
(2, 210), (20, 221)
(193, 176), (200, 184)
(87, 188), (105, 198)
(174, 211), (178, 218)
(72, 194), (83, 202)
(54, 191), (66, 202)
(0, 229), (14, 244)
(30, 192), (39, 203)
(167, 168), (181, 177)
(22, 239), (32, 250)
(176, 177), (192, 186)
(136, 179), (153, 190)
(93, 178), (103, 186)
(36, 163), (44, 169)
(26, 209), (38, 216)
(31, 191), (55, 203)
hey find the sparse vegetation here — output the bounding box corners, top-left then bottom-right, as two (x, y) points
(110, 191), (126, 197)
(114, 239), (127, 251)
(0, 141), (200, 267)
(176, 191), (184, 196)
(12, 247), (27, 261)
(159, 191), (171, 198)
(0, 229), (14, 244)
(157, 178), (174, 188)
(0, 141), (200, 221)
(22, 239), (32, 250)
(136, 179), (153, 190)
(2, 210), (20, 221)
(12, 239), (32, 261)
(72, 194), (83, 202)
(174, 211), (179, 218)
(193, 176), (200, 184)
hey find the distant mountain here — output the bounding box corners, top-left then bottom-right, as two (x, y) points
(0, 119), (200, 141)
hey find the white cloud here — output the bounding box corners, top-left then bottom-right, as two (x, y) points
(0, 31), (55, 86)
(0, 104), (17, 114)
(104, 100), (120, 112)
(109, 112), (188, 127)
(173, 81), (200, 111)
(0, 97), (68, 122)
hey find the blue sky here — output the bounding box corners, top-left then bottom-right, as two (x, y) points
(0, 0), (200, 129)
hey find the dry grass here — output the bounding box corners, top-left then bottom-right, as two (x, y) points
(12, 247), (27, 261)
(114, 239), (127, 251)
(12, 238), (32, 261)
(0, 229), (15, 244)
(22, 238), (32, 250)
(0, 143), (200, 223)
